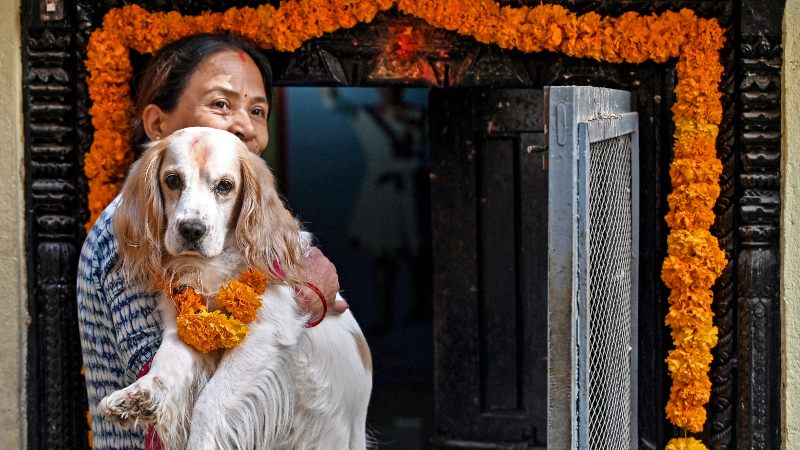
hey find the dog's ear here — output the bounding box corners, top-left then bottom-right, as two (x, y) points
(113, 140), (166, 289)
(236, 151), (305, 284)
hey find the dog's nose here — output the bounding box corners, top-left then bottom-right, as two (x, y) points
(178, 220), (207, 242)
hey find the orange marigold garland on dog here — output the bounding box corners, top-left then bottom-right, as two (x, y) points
(86, 2), (727, 447)
(165, 268), (268, 353)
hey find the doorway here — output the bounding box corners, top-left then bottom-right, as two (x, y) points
(278, 86), (435, 449)
(279, 86), (639, 449)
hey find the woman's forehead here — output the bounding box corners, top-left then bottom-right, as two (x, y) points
(188, 50), (266, 96)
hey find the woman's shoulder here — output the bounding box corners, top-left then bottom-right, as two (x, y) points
(81, 195), (122, 268)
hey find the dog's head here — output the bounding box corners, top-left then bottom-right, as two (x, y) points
(113, 126), (304, 290)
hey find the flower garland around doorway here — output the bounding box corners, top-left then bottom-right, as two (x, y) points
(84, 2), (727, 447)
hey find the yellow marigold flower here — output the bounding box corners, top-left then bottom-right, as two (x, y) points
(666, 348), (713, 381)
(177, 310), (220, 353)
(177, 309), (248, 352)
(673, 129), (719, 161)
(671, 379), (713, 405)
(666, 437), (709, 450)
(203, 310), (249, 348)
(670, 324), (718, 351)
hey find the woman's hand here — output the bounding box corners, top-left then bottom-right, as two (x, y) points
(297, 247), (348, 322)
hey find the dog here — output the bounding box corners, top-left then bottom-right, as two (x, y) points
(99, 127), (372, 449)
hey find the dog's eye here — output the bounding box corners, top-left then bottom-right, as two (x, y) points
(216, 179), (234, 195)
(165, 174), (183, 190)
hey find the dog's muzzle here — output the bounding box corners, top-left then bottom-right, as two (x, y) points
(178, 219), (207, 246)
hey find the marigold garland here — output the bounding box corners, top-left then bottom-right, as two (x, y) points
(666, 437), (709, 450)
(165, 268), (268, 353)
(85, 2), (726, 447)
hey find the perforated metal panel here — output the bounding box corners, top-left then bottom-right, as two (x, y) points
(546, 86), (639, 449)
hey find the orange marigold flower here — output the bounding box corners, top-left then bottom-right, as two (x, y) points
(173, 286), (206, 315)
(665, 181), (721, 230)
(217, 280), (262, 323)
(239, 268), (268, 294)
(668, 290), (715, 309)
(665, 302), (715, 330)
(670, 158), (723, 186)
(666, 381), (710, 432)
(662, 256), (724, 293)
(666, 229), (726, 260)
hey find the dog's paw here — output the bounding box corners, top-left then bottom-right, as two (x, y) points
(99, 377), (161, 427)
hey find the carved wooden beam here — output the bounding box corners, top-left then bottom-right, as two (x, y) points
(736, 31), (782, 449)
(23, 10), (92, 449)
(735, 0), (785, 444)
(705, 18), (738, 450)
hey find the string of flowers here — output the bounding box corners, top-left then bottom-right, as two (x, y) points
(84, 2), (727, 447)
(164, 268), (268, 352)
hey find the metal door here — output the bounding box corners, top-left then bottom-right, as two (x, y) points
(546, 86), (639, 450)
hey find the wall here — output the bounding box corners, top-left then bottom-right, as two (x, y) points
(782, 0), (800, 447)
(0, 0), (24, 446)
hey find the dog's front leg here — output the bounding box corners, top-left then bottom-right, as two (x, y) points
(187, 285), (304, 450)
(100, 294), (217, 449)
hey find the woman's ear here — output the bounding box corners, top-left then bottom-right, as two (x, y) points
(142, 104), (169, 140)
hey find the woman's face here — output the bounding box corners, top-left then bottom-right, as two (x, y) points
(155, 50), (270, 154)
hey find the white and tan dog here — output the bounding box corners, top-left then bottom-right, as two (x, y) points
(99, 127), (372, 450)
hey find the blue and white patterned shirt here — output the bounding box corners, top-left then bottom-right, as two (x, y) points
(77, 196), (163, 449)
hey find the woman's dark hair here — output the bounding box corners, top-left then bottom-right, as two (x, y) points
(131, 33), (273, 149)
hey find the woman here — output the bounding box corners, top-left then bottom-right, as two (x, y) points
(77, 34), (348, 449)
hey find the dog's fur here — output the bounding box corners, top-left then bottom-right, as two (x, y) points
(99, 127), (372, 450)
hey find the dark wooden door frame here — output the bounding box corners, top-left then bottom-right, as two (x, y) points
(21, 1), (784, 448)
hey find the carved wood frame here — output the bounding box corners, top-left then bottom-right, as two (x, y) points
(21, 1), (783, 449)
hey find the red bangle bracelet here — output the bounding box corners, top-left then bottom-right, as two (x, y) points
(302, 282), (327, 327)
